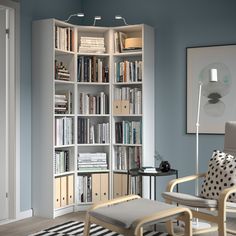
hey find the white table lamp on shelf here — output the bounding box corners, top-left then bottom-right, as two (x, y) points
(194, 68), (218, 229)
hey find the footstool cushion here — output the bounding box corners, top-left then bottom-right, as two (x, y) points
(83, 195), (192, 236)
(90, 198), (186, 229)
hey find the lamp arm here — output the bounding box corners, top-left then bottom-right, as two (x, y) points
(122, 17), (128, 26)
(65, 14), (77, 22)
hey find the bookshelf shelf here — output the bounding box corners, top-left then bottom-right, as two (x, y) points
(113, 51), (142, 57)
(54, 114), (75, 117)
(77, 169), (110, 173)
(113, 82), (143, 85)
(54, 144), (75, 148)
(54, 171), (75, 177)
(55, 49), (75, 55)
(113, 143), (142, 147)
(77, 114), (110, 117)
(113, 170), (128, 173)
(55, 80), (75, 85)
(77, 143), (110, 147)
(77, 82), (110, 86)
(113, 114), (143, 117)
(32, 19), (154, 218)
(77, 52), (109, 57)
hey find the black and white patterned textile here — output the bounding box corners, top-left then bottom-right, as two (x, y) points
(29, 221), (168, 236)
(200, 150), (236, 202)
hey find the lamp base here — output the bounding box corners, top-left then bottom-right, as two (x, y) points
(180, 220), (211, 230)
(192, 221), (211, 229)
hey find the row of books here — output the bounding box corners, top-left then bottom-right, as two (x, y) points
(77, 175), (92, 203)
(130, 176), (142, 195)
(78, 36), (106, 53)
(77, 56), (109, 83)
(79, 92), (109, 115)
(55, 90), (72, 114)
(54, 150), (72, 174)
(115, 120), (142, 144)
(114, 146), (141, 170)
(114, 60), (142, 83)
(55, 60), (71, 81)
(55, 26), (74, 52)
(78, 118), (110, 144)
(114, 31), (127, 53)
(78, 153), (108, 171)
(114, 87), (142, 114)
(55, 117), (73, 146)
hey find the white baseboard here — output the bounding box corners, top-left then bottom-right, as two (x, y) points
(0, 209), (33, 226)
(18, 209), (33, 220)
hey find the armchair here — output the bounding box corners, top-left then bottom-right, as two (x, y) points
(162, 121), (236, 236)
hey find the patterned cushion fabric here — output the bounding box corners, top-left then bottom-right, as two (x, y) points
(200, 150), (236, 203)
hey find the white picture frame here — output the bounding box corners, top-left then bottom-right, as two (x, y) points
(187, 44), (236, 134)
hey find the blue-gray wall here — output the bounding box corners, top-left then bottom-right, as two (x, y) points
(20, 0), (83, 211)
(20, 0), (236, 210)
(82, 0), (236, 197)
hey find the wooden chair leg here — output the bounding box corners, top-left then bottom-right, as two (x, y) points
(165, 220), (175, 235)
(136, 226), (143, 236)
(182, 212), (192, 236)
(218, 220), (226, 236)
(83, 213), (91, 236)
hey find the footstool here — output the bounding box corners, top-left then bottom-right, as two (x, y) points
(83, 195), (192, 236)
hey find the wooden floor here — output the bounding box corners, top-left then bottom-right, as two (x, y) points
(0, 212), (86, 236)
(0, 211), (235, 236)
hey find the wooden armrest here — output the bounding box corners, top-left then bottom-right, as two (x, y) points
(134, 207), (192, 235)
(218, 185), (236, 211)
(89, 194), (140, 211)
(166, 173), (206, 192)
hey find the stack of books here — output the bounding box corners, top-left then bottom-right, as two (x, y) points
(54, 90), (72, 114)
(79, 37), (105, 53)
(55, 60), (70, 81)
(77, 153), (108, 170)
(55, 26), (74, 52)
(54, 150), (71, 174)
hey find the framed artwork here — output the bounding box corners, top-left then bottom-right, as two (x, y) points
(187, 44), (236, 134)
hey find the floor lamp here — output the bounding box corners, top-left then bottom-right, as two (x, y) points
(194, 68), (218, 228)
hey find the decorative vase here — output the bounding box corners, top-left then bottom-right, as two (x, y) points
(159, 161), (171, 172)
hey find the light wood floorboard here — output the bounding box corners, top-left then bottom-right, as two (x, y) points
(0, 212), (86, 236)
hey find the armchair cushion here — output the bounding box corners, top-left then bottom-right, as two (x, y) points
(162, 192), (217, 208)
(200, 150), (236, 203)
(162, 192), (236, 209)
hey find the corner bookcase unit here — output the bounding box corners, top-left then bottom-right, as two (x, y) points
(111, 25), (155, 199)
(32, 19), (154, 218)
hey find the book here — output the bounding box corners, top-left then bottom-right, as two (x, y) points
(54, 90), (72, 114)
(119, 32), (127, 53)
(141, 167), (157, 173)
(77, 152), (108, 171)
(55, 60), (71, 81)
(79, 36), (106, 53)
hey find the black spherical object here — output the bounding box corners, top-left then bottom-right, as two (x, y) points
(159, 161), (171, 172)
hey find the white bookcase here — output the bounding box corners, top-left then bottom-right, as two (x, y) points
(32, 19), (154, 218)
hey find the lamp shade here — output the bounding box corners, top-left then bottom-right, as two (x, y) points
(210, 68), (218, 82)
